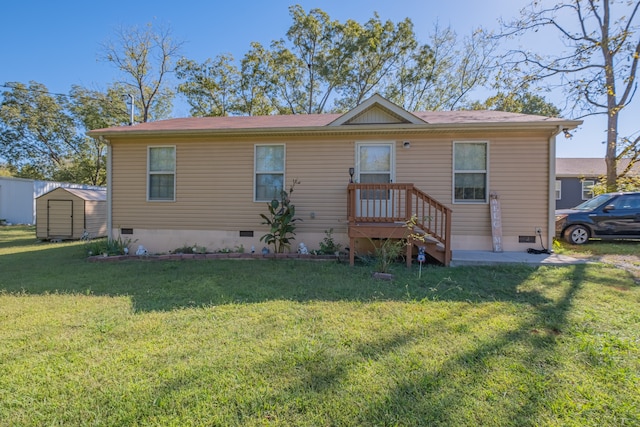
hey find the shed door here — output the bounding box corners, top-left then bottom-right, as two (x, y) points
(48, 200), (73, 238)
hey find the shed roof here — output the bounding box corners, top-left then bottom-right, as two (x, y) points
(38, 187), (106, 201)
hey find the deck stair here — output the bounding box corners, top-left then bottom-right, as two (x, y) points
(347, 183), (452, 266)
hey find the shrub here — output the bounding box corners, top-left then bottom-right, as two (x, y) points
(85, 235), (132, 257)
(259, 179), (301, 253)
(319, 228), (342, 255)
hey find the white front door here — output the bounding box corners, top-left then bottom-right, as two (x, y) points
(355, 142), (395, 218)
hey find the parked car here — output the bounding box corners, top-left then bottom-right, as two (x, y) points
(555, 192), (640, 244)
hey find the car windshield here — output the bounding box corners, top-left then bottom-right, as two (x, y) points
(573, 194), (614, 210)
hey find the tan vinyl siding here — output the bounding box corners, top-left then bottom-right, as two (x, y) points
(489, 137), (549, 236)
(84, 201), (107, 237)
(349, 109), (404, 124)
(439, 135), (549, 239)
(396, 138), (452, 199)
(396, 133), (550, 241)
(109, 129), (552, 251)
(111, 137), (355, 235)
(286, 139), (354, 234)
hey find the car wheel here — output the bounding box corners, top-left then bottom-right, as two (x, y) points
(565, 225), (590, 245)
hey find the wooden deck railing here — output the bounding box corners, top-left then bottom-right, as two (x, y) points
(347, 183), (452, 265)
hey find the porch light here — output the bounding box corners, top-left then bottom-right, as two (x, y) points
(349, 167), (355, 183)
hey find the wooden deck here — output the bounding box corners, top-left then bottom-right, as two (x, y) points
(347, 183), (452, 266)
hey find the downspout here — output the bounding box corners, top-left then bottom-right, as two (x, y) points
(547, 126), (562, 251)
(105, 138), (113, 240)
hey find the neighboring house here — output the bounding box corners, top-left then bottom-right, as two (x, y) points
(88, 94), (580, 264)
(0, 176), (104, 225)
(555, 158), (640, 209)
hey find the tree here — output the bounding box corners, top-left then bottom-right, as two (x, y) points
(0, 81), (131, 184)
(66, 84), (132, 185)
(471, 91), (561, 116)
(384, 24), (498, 111)
(176, 54), (240, 117)
(498, 0), (640, 191)
(334, 14), (418, 111)
(237, 42), (279, 116)
(174, 8), (496, 116)
(0, 81), (79, 179)
(101, 22), (182, 122)
(285, 5), (338, 113)
(175, 7), (426, 115)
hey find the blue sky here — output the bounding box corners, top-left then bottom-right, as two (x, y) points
(2, 0), (637, 158)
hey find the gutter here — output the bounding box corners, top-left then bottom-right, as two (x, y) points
(87, 120), (583, 140)
(104, 138), (112, 241)
(548, 126), (563, 250)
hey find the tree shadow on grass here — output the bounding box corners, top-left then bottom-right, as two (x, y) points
(353, 264), (588, 426)
(165, 266), (588, 425)
(3, 234), (634, 424)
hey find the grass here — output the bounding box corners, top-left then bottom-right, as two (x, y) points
(554, 237), (640, 257)
(1, 226), (639, 426)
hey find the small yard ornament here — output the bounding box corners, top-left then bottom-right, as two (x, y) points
(135, 245), (148, 256)
(297, 242), (309, 254)
(417, 246), (426, 279)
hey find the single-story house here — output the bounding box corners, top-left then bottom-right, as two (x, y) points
(555, 158), (640, 209)
(88, 94), (580, 265)
(0, 176), (104, 225)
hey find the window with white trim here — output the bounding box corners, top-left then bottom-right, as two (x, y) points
(255, 144), (285, 201)
(453, 142), (488, 203)
(582, 180), (594, 200)
(555, 180), (562, 200)
(148, 146), (175, 201)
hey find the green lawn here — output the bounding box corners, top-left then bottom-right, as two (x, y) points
(554, 237), (640, 257)
(1, 226), (639, 426)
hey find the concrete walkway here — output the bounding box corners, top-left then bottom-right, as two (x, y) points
(450, 250), (589, 267)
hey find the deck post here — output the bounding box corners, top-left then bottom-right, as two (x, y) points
(349, 235), (355, 266)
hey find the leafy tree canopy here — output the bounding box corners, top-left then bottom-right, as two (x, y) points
(471, 91), (561, 117)
(0, 81), (132, 184)
(176, 7), (496, 116)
